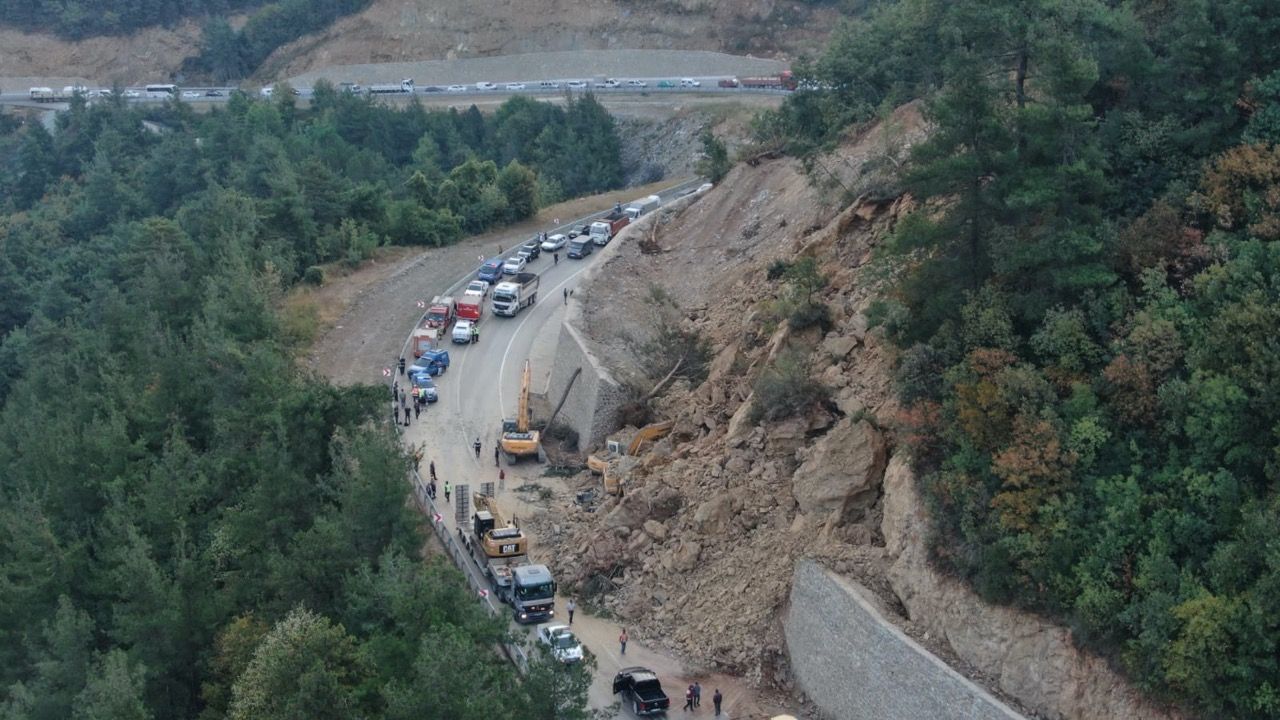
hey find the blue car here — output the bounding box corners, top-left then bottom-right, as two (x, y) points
(410, 348), (450, 377)
(408, 372), (439, 402)
(478, 258), (505, 284)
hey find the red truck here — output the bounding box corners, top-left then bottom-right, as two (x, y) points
(456, 295), (482, 323)
(722, 71), (796, 91)
(425, 295), (456, 329)
(589, 210), (630, 246)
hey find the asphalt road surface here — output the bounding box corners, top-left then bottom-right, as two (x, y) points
(390, 180), (766, 716)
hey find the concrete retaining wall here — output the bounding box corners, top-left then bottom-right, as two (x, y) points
(785, 560), (1026, 720)
(546, 319), (629, 451)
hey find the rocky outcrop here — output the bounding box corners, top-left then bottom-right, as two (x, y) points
(882, 454), (1186, 720)
(791, 418), (886, 519)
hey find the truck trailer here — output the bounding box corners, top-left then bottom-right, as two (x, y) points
(492, 272), (539, 316)
(590, 210), (630, 246)
(623, 194), (660, 220)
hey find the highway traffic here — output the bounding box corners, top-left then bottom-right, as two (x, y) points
(0, 73), (796, 108)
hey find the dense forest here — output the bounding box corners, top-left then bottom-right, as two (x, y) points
(0, 90), (616, 718)
(766, 0), (1280, 716)
(0, 0), (373, 80)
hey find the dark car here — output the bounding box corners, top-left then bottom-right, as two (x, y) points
(423, 85), (445, 92)
(578, 223), (592, 236)
(205, 90), (224, 97)
(408, 372), (439, 402)
(613, 667), (670, 716)
(567, 237), (593, 259)
(520, 239), (541, 259)
(567, 230), (579, 239)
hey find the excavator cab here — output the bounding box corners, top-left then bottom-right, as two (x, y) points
(499, 360), (542, 461)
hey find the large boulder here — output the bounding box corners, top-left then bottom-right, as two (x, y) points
(791, 418), (887, 517)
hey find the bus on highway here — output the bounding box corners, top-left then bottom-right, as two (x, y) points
(145, 84), (177, 98)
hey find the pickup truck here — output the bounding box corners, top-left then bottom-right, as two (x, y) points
(612, 667), (670, 716)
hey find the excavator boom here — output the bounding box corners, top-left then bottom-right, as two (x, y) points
(500, 359), (541, 459)
(517, 359), (531, 432)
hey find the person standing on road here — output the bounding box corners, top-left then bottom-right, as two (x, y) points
(471, 323), (479, 344)
(566, 598), (576, 624)
(563, 287), (569, 305)
(473, 437), (481, 458)
(444, 481), (451, 504)
(683, 686), (694, 712)
(712, 689), (722, 716)
(414, 402), (420, 419)
(553, 251), (559, 265)
(404, 407), (411, 427)
(429, 460), (436, 481)
(494, 445), (501, 466)
(693, 682), (701, 708)
(498, 468), (505, 489)
(619, 628), (628, 655)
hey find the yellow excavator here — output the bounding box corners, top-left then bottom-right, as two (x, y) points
(500, 359), (541, 462)
(472, 491), (528, 558)
(588, 420), (674, 495)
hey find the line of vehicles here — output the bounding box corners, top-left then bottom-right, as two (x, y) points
(20, 70), (799, 105)
(406, 188), (703, 714)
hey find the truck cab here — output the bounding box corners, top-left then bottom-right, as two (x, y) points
(425, 296), (456, 329)
(509, 564), (556, 623)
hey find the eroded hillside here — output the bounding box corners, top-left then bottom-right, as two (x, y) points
(530, 105), (1187, 720)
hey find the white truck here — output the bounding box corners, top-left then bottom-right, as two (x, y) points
(492, 272), (539, 316)
(369, 78), (415, 95)
(29, 87), (55, 102)
(624, 194), (660, 220)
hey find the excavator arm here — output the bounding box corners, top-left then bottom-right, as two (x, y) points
(517, 359), (531, 432)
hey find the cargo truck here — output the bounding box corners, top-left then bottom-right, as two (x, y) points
(470, 494), (557, 623)
(492, 272), (539, 316)
(424, 296), (456, 330)
(456, 295), (482, 323)
(590, 210), (630, 246)
(623, 194), (660, 220)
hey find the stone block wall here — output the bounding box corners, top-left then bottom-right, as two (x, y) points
(785, 559), (1026, 720)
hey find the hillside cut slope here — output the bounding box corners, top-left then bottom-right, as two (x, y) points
(531, 105), (1188, 720)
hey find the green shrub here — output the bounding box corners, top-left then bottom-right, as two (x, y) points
(750, 348), (830, 423)
(302, 265), (326, 286)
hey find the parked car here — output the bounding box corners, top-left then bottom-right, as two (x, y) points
(626, 79), (647, 88)
(447, 84), (467, 92)
(423, 85), (445, 92)
(123, 89), (141, 98)
(539, 81), (560, 89)
(506, 82), (526, 90)
(613, 667), (670, 716)
(520, 239), (542, 259)
(205, 89), (224, 97)
(181, 90), (201, 99)
(408, 372), (439, 402)
(537, 624), (584, 664)
(578, 223), (592, 236)
(502, 256), (527, 274)
(475, 81), (496, 90)
(680, 78), (702, 87)
(410, 349), (450, 377)
(464, 280), (490, 297)
(657, 79), (676, 88)
(566, 80), (588, 89)
(260, 87), (274, 97)
(567, 230), (579, 239)
(541, 233), (567, 252)
(601, 78), (621, 88)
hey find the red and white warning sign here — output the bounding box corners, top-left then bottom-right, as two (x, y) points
(478, 589), (489, 598)
(381, 367), (392, 377)
(416, 300), (426, 308)
(432, 513), (442, 523)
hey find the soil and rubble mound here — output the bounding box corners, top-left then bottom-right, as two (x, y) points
(526, 102), (1185, 720)
(527, 104), (928, 684)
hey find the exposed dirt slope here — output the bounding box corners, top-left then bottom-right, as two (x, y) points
(261, 0), (837, 81)
(530, 104), (1187, 720)
(0, 21), (202, 84)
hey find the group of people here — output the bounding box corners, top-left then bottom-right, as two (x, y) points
(681, 682), (724, 715)
(389, 378), (433, 427)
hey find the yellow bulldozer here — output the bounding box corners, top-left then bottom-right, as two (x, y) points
(500, 359), (541, 462)
(587, 420), (674, 495)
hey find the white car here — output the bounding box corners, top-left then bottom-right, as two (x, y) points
(505, 82), (526, 91)
(601, 78), (620, 89)
(566, 80), (587, 90)
(464, 280), (489, 297)
(123, 89), (141, 99)
(475, 81), (496, 90)
(537, 623), (584, 664)
(182, 90), (202, 99)
(539, 81), (560, 89)
(626, 79), (647, 88)
(541, 233), (567, 252)
(680, 78), (701, 87)
(502, 256), (527, 274)
(260, 87), (274, 97)
(447, 84), (467, 92)
(452, 319), (475, 344)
